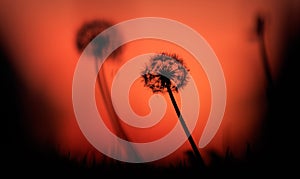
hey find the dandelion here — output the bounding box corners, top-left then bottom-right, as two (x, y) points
(141, 52), (205, 168)
(76, 19), (122, 58)
(76, 19), (140, 161)
(141, 52), (189, 93)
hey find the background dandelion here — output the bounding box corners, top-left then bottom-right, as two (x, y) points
(76, 19), (140, 162)
(76, 19), (123, 59)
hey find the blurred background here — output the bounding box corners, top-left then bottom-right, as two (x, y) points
(1, 0), (299, 177)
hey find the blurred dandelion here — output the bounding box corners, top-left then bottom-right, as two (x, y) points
(141, 52), (205, 168)
(76, 19), (122, 59)
(76, 19), (140, 161)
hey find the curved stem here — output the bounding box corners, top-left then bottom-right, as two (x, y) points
(95, 59), (141, 161)
(256, 16), (273, 99)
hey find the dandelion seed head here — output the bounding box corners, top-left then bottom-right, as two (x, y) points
(141, 52), (190, 93)
(76, 19), (122, 59)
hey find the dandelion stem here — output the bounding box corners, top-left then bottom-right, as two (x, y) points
(96, 60), (141, 161)
(256, 16), (273, 98)
(166, 85), (205, 168)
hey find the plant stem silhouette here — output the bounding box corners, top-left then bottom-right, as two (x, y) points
(256, 15), (273, 98)
(166, 83), (205, 167)
(95, 60), (140, 153)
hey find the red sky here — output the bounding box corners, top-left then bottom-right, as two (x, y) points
(1, 0), (299, 168)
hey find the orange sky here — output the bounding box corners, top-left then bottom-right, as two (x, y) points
(1, 0), (298, 168)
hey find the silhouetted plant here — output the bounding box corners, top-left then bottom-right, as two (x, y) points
(141, 52), (205, 168)
(76, 19), (140, 161)
(255, 15), (273, 97)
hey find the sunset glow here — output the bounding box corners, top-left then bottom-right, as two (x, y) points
(1, 0), (299, 177)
